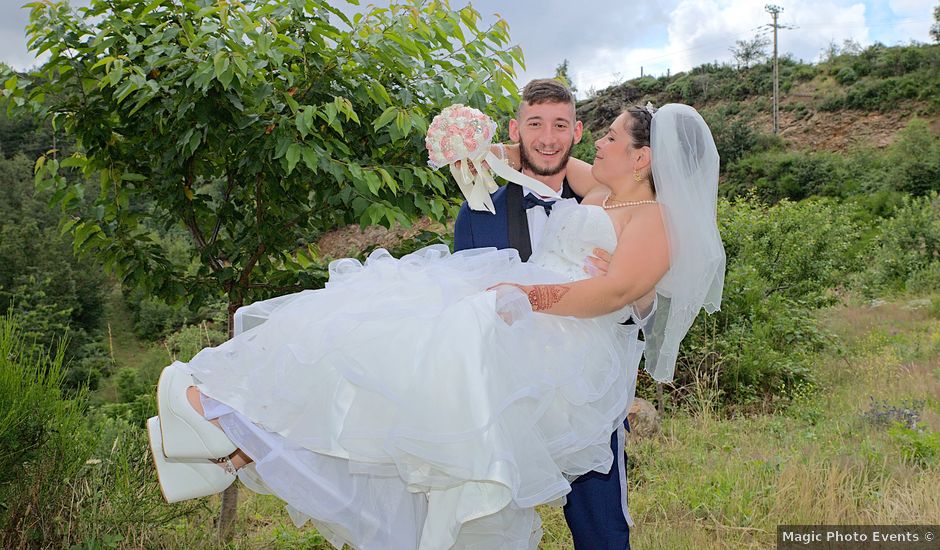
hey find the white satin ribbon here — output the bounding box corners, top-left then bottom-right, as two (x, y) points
(449, 151), (562, 213)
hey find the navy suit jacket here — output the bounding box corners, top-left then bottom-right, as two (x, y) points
(453, 180), (579, 259)
(452, 179), (634, 549)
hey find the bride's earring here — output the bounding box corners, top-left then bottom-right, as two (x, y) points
(633, 170), (643, 183)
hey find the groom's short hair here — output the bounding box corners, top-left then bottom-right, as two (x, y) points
(519, 78), (575, 115)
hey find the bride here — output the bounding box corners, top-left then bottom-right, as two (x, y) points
(147, 103), (725, 549)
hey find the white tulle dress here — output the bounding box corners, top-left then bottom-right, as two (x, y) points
(180, 200), (644, 549)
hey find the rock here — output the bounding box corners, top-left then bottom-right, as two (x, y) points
(903, 298), (931, 310)
(627, 398), (661, 439)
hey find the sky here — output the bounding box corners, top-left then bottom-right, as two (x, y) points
(1, 0), (935, 98)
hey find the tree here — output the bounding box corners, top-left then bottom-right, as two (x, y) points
(932, 2), (940, 43)
(730, 34), (770, 69)
(5, 0), (522, 538)
(554, 58), (577, 94)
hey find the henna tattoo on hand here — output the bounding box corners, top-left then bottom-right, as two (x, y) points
(527, 285), (570, 311)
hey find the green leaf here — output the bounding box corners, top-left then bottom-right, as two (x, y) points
(283, 92), (300, 114)
(108, 65), (124, 86)
(373, 106), (398, 131)
(394, 110), (412, 138)
(363, 171), (381, 195)
(213, 52), (230, 81)
(378, 168), (398, 194)
(91, 56), (116, 70)
(301, 146), (320, 173)
(285, 143), (302, 174)
(73, 222), (103, 251)
(219, 66), (234, 89)
(232, 54), (249, 77)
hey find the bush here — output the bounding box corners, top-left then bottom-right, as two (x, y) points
(165, 321), (227, 362)
(0, 313), (201, 547)
(885, 118), (940, 196)
(703, 115), (759, 171)
(652, 197), (861, 408)
(723, 150), (856, 202)
(835, 66), (858, 85)
(0, 312), (94, 546)
(888, 424), (940, 467)
(125, 290), (191, 341)
(859, 193), (940, 295)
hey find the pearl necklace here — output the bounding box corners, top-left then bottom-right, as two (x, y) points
(601, 195), (657, 210)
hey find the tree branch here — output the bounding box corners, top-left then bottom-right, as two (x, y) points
(209, 168), (237, 248)
(182, 155), (224, 272)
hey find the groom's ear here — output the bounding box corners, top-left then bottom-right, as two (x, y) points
(573, 120), (583, 143)
(509, 118), (521, 142)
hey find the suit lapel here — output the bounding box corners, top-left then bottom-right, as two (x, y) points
(562, 177), (582, 202)
(505, 183), (533, 261)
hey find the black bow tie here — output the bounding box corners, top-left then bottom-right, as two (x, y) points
(522, 194), (557, 215)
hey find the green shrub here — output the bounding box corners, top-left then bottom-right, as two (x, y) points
(928, 295), (940, 319)
(572, 128), (597, 164)
(704, 116), (758, 171)
(651, 197), (861, 408)
(0, 312), (95, 546)
(888, 423), (940, 467)
(885, 118), (940, 196)
(165, 321), (227, 362)
(723, 150), (856, 202)
(835, 67), (858, 85)
(859, 194), (940, 295)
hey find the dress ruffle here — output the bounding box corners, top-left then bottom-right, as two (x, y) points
(181, 244), (642, 549)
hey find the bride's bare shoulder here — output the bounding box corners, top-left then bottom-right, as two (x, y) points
(565, 157), (602, 198)
(580, 186), (611, 207)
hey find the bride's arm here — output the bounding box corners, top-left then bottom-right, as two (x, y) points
(497, 205), (669, 318)
(564, 157), (603, 198)
(490, 145), (604, 199)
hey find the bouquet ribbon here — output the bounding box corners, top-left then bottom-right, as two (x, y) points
(449, 151), (562, 214)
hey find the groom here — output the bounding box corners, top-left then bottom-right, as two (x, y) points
(454, 78), (637, 549)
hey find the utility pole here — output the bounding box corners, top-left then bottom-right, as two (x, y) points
(766, 4), (783, 134)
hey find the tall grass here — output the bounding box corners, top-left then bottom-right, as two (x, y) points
(0, 312), (208, 549)
(0, 311), (92, 547)
(615, 300), (940, 549)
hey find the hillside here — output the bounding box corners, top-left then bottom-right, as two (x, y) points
(577, 42), (940, 154)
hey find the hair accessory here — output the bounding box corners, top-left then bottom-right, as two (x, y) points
(645, 101), (658, 116)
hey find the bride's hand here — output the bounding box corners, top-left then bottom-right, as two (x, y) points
(583, 248), (613, 277)
(486, 283), (532, 325)
(453, 159), (490, 177)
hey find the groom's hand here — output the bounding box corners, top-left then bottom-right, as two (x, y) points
(583, 248), (612, 277)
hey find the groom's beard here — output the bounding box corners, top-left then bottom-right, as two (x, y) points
(519, 139), (575, 177)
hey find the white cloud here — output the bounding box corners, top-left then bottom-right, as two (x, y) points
(571, 0), (877, 93)
(1, 0), (928, 96)
(888, 0), (931, 16)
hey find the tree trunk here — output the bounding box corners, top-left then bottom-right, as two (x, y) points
(217, 302), (241, 541)
(218, 484), (239, 540)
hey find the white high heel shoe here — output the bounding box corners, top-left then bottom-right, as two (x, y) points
(147, 416), (236, 503)
(156, 363), (237, 459)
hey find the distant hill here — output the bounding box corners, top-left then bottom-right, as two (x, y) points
(576, 42), (940, 154)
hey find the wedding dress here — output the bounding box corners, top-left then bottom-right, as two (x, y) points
(180, 199), (644, 549)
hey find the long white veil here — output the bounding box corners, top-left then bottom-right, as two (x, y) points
(643, 104), (726, 383)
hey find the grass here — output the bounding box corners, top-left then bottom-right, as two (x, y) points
(64, 294), (939, 549)
(605, 298), (940, 549)
(94, 283), (175, 404)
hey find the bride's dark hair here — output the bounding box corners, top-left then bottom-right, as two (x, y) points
(624, 106), (655, 193)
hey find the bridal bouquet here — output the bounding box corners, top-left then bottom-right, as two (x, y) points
(425, 104), (497, 170)
(425, 104), (559, 214)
